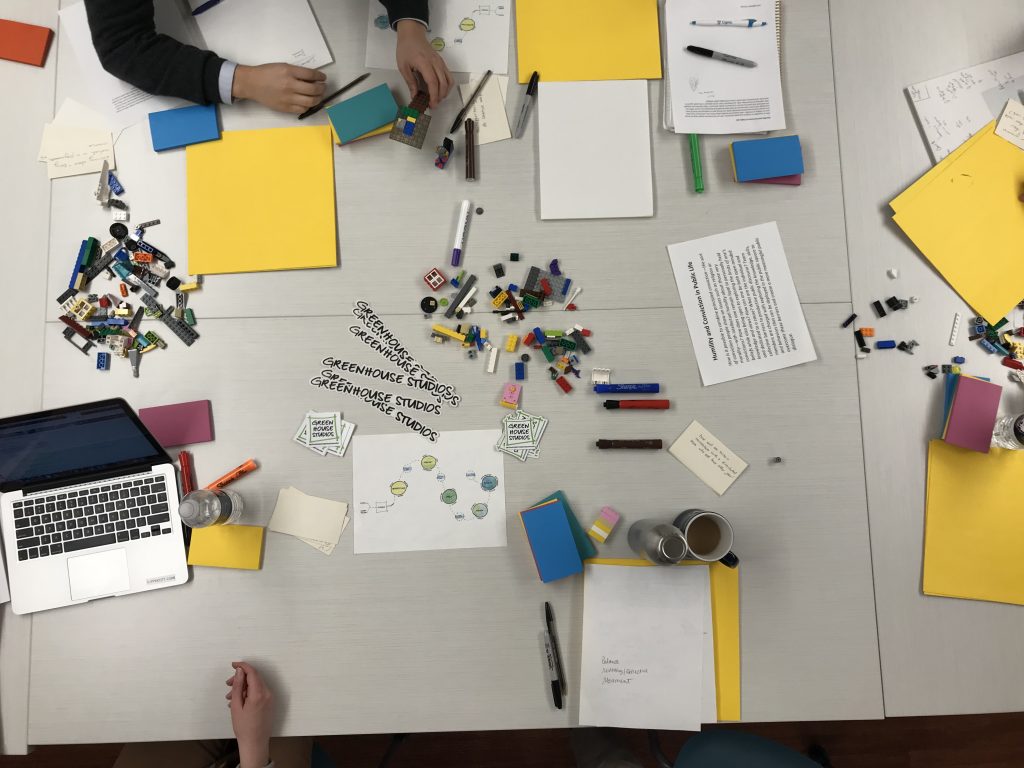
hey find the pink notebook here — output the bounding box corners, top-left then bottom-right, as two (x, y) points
(138, 400), (214, 448)
(751, 174), (802, 185)
(942, 377), (1001, 453)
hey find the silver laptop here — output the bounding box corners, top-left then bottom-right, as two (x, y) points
(0, 398), (188, 615)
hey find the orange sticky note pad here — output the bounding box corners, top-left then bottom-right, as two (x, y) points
(0, 19), (54, 67)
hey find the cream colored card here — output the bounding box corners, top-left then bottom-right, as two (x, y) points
(669, 421), (748, 496)
(995, 98), (1024, 151)
(458, 74), (510, 144)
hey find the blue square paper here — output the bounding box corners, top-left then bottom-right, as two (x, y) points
(731, 134), (804, 182)
(149, 103), (221, 152)
(326, 83), (397, 144)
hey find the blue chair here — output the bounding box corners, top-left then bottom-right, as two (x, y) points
(649, 730), (832, 767)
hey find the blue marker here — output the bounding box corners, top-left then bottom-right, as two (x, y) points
(593, 383), (660, 394)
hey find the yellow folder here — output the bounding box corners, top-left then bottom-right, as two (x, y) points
(515, 0), (662, 84)
(890, 121), (1024, 323)
(588, 558), (740, 721)
(924, 439), (1024, 605)
(187, 524), (265, 570)
(186, 126), (337, 275)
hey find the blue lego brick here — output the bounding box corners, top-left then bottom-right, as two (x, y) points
(875, 340), (897, 349)
(96, 352), (110, 370)
(107, 173), (124, 195)
(561, 278), (571, 296)
(979, 339), (999, 354)
(515, 362), (525, 380)
(533, 327), (547, 344)
(952, 356), (965, 364)
(508, 283), (519, 293)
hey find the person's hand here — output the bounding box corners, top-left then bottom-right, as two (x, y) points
(225, 661), (274, 768)
(232, 63), (326, 114)
(395, 20), (453, 108)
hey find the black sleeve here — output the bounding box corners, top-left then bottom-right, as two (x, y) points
(84, 0), (225, 105)
(379, 0), (429, 28)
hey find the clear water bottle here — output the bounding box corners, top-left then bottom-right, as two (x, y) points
(177, 489), (244, 528)
(627, 519), (688, 565)
(992, 413), (1024, 449)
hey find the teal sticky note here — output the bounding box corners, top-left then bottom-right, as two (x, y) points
(535, 490), (597, 560)
(325, 83), (397, 144)
(149, 104), (220, 152)
(521, 500), (583, 583)
(731, 134), (803, 182)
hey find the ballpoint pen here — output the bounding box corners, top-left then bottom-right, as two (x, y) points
(450, 70), (492, 134)
(514, 71), (540, 138)
(690, 18), (767, 27)
(298, 72), (371, 120)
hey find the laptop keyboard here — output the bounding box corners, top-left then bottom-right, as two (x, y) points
(11, 474), (173, 562)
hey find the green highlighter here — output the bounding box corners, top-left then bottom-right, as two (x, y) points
(688, 133), (705, 193)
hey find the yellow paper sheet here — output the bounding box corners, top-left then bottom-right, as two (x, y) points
(924, 439), (1024, 605)
(329, 121), (393, 146)
(890, 121), (1024, 323)
(188, 524), (265, 570)
(588, 558), (740, 721)
(186, 126), (337, 275)
(515, 0), (662, 84)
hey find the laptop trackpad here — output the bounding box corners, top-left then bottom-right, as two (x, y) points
(68, 549), (131, 601)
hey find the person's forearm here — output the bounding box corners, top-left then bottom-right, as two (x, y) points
(379, 0), (429, 28)
(238, 741), (271, 768)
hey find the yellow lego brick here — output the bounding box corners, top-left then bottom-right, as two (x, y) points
(431, 324), (466, 342)
(505, 334), (519, 353)
(492, 290), (509, 308)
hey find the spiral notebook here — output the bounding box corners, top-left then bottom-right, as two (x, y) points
(663, 0), (784, 133)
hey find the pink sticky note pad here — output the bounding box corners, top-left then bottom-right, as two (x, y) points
(138, 399), (214, 448)
(750, 174), (802, 185)
(600, 506), (621, 525)
(943, 377), (1001, 453)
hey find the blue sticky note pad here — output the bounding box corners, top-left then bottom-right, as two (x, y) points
(148, 104), (220, 152)
(731, 134), (804, 182)
(326, 83), (398, 144)
(521, 500), (584, 583)
(534, 491), (597, 561)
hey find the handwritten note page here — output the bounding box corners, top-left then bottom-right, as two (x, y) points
(906, 50), (1024, 162)
(995, 99), (1024, 150)
(580, 563), (707, 731)
(667, 221), (817, 386)
(458, 74), (510, 144)
(38, 123), (115, 179)
(669, 421), (748, 496)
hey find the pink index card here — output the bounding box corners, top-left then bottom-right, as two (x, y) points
(750, 174), (802, 185)
(943, 377), (1001, 453)
(138, 399), (213, 448)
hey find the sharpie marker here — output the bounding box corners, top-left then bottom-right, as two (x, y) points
(685, 45), (757, 68)
(451, 200), (471, 267)
(603, 400), (671, 410)
(542, 632), (563, 709)
(596, 439), (663, 450)
(593, 383), (660, 394)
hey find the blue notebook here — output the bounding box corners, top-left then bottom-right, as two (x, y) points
(326, 83), (397, 145)
(520, 499), (583, 583)
(731, 134), (803, 182)
(148, 104), (220, 152)
(533, 490), (597, 561)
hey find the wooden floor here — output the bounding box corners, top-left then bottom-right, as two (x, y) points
(4, 714), (1024, 767)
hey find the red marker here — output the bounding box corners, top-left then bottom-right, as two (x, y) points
(603, 400), (671, 410)
(178, 450), (196, 494)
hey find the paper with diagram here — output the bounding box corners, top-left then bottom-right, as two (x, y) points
(187, 0), (332, 68)
(352, 430), (506, 554)
(906, 50), (1024, 162)
(364, 0), (511, 74)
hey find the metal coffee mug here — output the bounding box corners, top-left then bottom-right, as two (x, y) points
(672, 509), (739, 568)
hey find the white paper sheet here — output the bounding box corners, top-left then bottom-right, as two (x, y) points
(580, 563), (707, 731)
(701, 576), (717, 722)
(352, 430), (507, 554)
(188, 0), (332, 68)
(664, 0), (784, 134)
(364, 0), (511, 75)
(458, 74), (510, 144)
(538, 80), (653, 220)
(667, 221), (817, 386)
(906, 50), (1024, 162)
(60, 1), (190, 131)
(269, 486), (349, 556)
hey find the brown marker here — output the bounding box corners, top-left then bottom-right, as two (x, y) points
(595, 439), (663, 449)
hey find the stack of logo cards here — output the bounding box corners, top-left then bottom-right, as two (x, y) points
(293, 410), (356, 457)
(496, 410), (548, 462)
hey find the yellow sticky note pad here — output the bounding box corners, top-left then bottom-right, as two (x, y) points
(188, 525), (265, 570)
(587, 558), (740, 722)
(329, 121), (394, 146)
(515, 0), (662, 84)
(924, 439), (1024, 606)
(186, 126), (337, 275)
(890, 121), (1024, 323)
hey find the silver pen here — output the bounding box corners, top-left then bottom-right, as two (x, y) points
(685, 45), (757, 68)
(514, 71), (540, 138)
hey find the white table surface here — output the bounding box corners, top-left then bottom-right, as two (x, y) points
(10, 0), (1020, 751)
(831, 0), (1024, 717)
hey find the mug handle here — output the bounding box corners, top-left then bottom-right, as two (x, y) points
(718, 551), (739, 569)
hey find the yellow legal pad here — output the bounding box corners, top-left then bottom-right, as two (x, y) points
(187, 524), (265, 570)
(924, 439), (1024, 606)
(186, 125), (337, 275)
(890, 120), (1024, 323)
(588, 558), (740, 722)
(515, 0), (662, 84)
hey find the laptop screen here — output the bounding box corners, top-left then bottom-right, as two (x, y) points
(0, 399), (169, 493)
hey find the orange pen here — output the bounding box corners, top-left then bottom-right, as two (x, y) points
(204, 458), (258, 491)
